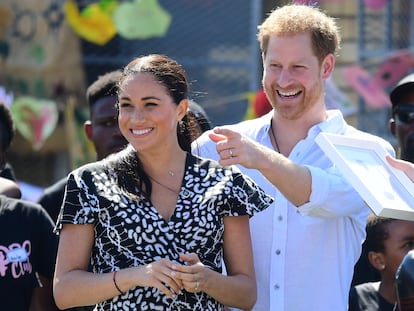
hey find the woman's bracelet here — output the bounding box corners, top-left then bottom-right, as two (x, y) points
(113, 270), (125, 295)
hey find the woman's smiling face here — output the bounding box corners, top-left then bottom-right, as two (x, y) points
(118, 72), (186, 153)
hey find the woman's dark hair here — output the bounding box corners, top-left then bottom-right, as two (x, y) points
(112, 54), (200, 199)
(364, 214), (394, 253)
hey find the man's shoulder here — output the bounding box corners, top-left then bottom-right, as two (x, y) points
(1, 194), (48, 216)
(38, 177), (68, 209)
(43, 177), (67, 194)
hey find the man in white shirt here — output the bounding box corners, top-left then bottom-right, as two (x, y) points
(192, 4), (395, 310)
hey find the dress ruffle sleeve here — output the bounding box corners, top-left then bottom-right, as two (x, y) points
(55, 164), (100, 233)
(220, 166), (273, 217)
(190, 155), (273, 218)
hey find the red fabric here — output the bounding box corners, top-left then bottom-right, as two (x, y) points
(253, 89), (272, 117)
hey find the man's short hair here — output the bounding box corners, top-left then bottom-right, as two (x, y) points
(257, 4), (340, 64)
(364, 213), (394, 253)
(86, 70), (123, 109)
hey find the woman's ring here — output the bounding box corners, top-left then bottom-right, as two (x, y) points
(195, 281), (200, 291)
(229, 149), (233, 157)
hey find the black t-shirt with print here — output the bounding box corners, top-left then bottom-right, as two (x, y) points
(0, 195), (58, 311)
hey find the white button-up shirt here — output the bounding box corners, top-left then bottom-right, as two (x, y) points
(192, 110), (395, 311)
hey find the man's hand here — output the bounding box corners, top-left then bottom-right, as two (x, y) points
(209, 127), (267, 169)
(386, 154), (414, 183)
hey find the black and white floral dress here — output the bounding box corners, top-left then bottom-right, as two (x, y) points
(56, 152), (273, 311)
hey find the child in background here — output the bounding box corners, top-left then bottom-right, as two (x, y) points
(349, 213), (414, 310)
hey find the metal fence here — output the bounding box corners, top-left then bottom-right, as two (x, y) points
(79, 0), (263, 126)
(357, 0), (414, 141)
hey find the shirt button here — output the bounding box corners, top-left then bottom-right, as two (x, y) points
(276, 249), (281, 255)
(278, 215), (283, 221)
(274, 284), (280, 290)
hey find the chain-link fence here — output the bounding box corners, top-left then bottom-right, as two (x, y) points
(356, 0), (414, 142)
(80, 0), (263, 126)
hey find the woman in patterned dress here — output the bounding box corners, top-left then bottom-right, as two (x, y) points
(53, 54), (273, 311)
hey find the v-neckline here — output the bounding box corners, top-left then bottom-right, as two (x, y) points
(146, 153), (189, 222)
